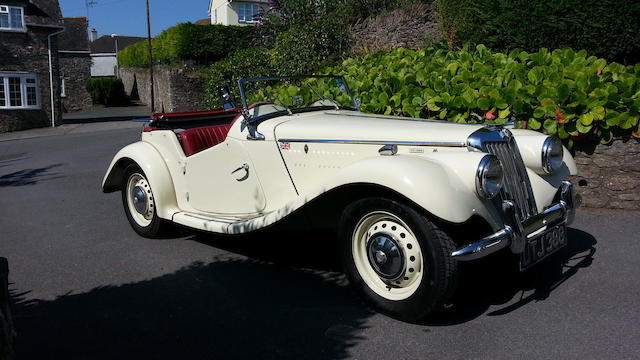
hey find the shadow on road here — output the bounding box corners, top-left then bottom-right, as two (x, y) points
(0, 164), (63, 187)
(10, 226), (596, 359)
(63, 116), (149, 125)
(426, 227), (597, 325)
(11, 254), (371, 360)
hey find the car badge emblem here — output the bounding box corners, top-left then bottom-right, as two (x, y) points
(279, 142), (291, 150)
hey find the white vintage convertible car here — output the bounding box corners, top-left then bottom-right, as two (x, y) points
(103, 75), (580, 320)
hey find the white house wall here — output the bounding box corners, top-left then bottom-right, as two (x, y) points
(91, 53), (117, 77)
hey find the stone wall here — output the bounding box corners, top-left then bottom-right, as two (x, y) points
(0, 27), (63, 132)
(350, 3), (443, 56)
(119, 66), (208, 113)
(571, 139), (640, 210)
(60, 53), (92, 112)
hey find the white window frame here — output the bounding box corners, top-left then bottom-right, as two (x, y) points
(238, 3), (261, 23)
(0, 73), (40, 110)
(0, 6), (26, 32)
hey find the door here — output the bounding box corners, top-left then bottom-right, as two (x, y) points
(184, 138), (266, 215)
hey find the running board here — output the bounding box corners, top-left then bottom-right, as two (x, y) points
(172, 211), (278, 235)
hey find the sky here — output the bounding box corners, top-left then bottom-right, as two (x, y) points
(59, 0), (210, 38)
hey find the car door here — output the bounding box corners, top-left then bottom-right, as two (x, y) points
(184, 138), (266, 215)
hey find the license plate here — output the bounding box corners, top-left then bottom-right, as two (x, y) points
(520, 225), (567, 271)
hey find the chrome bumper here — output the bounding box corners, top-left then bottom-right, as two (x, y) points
(452, 181), (581, 261)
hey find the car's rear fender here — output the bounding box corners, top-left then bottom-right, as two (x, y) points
(311, 152), (500, 228)
(102, 141), (179, 220)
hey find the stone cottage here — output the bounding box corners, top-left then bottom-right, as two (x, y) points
(58, 17), (92, 112)
(0, 0), (65, 132)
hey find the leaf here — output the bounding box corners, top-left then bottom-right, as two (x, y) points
(576, 121), (593, 134)
(543, 118), (557, 135)
(619, 114), (639, 129)
(378, 92), (389, 106)
(589, 106), (605, 121)
(557, 83), (570, 102)
(499, 108), (511, 119)
(533, 107), (546, 118)
(528, 118), (542, 130)
(477, 98), (491, 110)
(599, 128), (613, 144)
(579, 113), (594, 125)
(527, 68), (540, 85)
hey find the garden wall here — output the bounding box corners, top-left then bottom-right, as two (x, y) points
(119, 66), (208, 113)
(572, 140), (640, 210)
(350, 3), (442, 56)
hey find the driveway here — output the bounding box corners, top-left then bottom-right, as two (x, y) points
(0, 125), (638, 359)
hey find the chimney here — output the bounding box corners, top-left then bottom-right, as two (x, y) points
(91, 28), (98, 42)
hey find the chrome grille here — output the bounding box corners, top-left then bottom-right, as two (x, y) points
(484, 138), (538, 219)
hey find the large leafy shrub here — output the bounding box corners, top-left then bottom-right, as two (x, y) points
(272, 17), (349, 76)
(85, 77), (128, 106)
(205, 47), (275, 106)
(118, 23), (253, 67)
(437, 0), (640, 64)
(324, 45), (640, 146)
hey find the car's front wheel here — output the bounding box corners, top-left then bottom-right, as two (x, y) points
(339, 198), (458, 321)
(121, 164), (171, 238)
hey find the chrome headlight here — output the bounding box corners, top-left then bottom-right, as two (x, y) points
(542, 137), (564, 174)
(476, 155), (504, 199)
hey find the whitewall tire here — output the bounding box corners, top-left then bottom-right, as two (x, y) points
(340, 198), (458, 321)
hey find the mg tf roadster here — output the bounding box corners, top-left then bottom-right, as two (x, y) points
(103, 75), (580, 320)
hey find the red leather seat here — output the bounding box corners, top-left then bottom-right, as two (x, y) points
(178, 124), (232, 156)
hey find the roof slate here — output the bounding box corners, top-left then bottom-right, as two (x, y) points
(58, 17), (89, 51)
(89, 35), (147, 54)
(23, 0), (63, 27)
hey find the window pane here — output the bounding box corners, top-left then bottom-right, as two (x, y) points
(9, 7), (22, 29)
(26, 86), (37, 106)
(0, 77), (5, 107)
(238, 4), (246, 21)
(252, 5), (260, 21)
(0, 13), (9, 28)
(8, 77), (21, 107)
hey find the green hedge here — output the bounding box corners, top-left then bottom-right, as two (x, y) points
(437, 0), (640, 64)
(205, 47), (276, 106)
(85, 77), (128, 106)
(118, 23), (253, 67)
(272, 17), (349, 76)
(324, 46), (640, 146)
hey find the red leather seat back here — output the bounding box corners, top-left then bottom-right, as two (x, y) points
(178, 124), (232, 156)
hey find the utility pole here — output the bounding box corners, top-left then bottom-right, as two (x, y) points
(146, 0), (155, 113)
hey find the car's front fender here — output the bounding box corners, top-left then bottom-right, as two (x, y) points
(311, 152), (497, 227)
(102, 141), (179, 220)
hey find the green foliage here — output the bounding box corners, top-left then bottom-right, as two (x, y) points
(436, 0), (640, 64)
(272, 18), (350, 76)
(85, 77), (128, 106)
(205, 47), (275, 106)
(118, 23), (253, 67)
(324, 46), (640, 146)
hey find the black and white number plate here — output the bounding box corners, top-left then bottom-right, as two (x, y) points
(520, 225), (567, 271)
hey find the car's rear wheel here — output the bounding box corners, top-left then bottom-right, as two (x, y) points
(121, 164), (171, 238)
(339, 198), (458, 321)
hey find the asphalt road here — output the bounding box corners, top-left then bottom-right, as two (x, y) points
(1, 125), (639, 359)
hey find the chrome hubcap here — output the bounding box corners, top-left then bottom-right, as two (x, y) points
(352, 211), (425, 301)
(126, 173), (155, 227)
(367, 234), (405, 279)
(132, 186), (148, 215)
